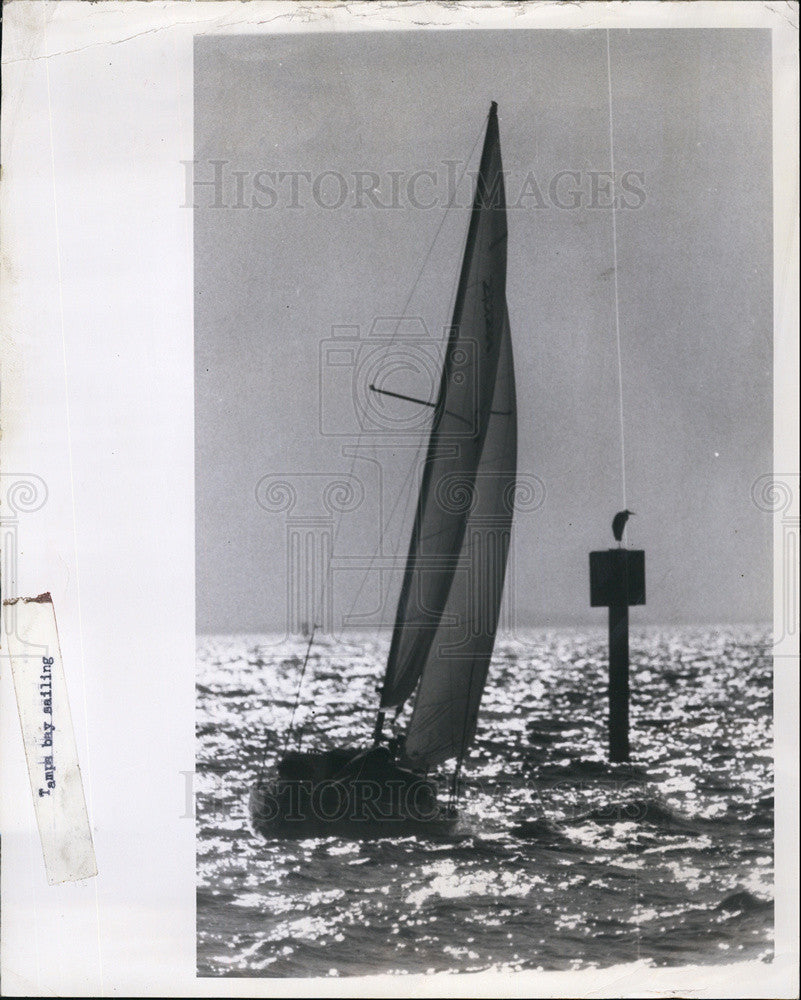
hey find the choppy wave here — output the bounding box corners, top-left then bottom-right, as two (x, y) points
(196, 625), (773, 977)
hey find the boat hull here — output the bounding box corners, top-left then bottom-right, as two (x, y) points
(250, 746), (457, 839)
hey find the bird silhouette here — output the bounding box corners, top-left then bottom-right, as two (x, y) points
(612, 509), (635, 545)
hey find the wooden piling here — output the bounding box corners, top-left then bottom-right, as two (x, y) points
(608, 603), (630, 762)
(590, 549), (645, 763)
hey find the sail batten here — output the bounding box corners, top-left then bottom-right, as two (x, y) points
(375, 103), (517, 770)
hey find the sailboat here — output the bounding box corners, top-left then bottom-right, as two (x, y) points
(250, 102), (517, 837)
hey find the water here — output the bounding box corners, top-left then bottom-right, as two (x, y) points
(196, 626), (773, 977)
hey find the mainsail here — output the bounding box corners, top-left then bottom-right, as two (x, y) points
(378, 102), (517, 769)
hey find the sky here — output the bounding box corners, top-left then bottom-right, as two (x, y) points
(195, 28), (772, 633)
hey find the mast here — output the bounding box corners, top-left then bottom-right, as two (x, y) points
(374, 102), (512, 751)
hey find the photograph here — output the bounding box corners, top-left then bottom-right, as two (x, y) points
(1, 1), (796, 995)
(194, 26), (775, 978)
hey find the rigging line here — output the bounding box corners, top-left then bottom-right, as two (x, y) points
(342, 446), (421, 634)
(383, 106), (492, 362)
(279, 626), (317, 759)
(325, 112), (489, 564)
(332, 110), (491, 640)
(335, 110), (494, 747)
(606, 29), (628, 509)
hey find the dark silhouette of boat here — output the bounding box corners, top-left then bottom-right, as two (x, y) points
(251, 102), (517, 837)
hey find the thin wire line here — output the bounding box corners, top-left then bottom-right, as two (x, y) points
(283, 626), (316, 755)
(606, 29), (627, 509)
(607, 34), (639, 956)
(341, 446), (419, 630)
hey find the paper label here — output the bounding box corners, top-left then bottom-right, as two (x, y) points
(4, 594), (97, 884)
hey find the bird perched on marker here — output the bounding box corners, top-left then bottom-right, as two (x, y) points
(612, 509), (635, 545)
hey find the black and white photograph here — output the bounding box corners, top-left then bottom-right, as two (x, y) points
(1, 2), (797, 996)
(195, 25), (776, 979)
